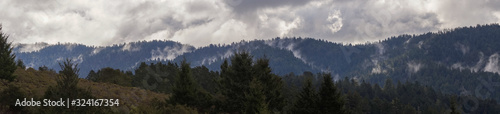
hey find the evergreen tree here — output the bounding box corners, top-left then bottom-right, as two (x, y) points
(216, 59), (231, 111)
(219, 51), (254, 113)
(86, 70), (98, 81)
(244, 77), (270, 114)
(133, 62), (178, 93)
(450, 96), (460, 114)
(87, 67), (132, 87)
(0, 25), (16, 81)
(318, 73), (347, 114)
(0, 84), (26, 113)
(16, 59), (25, 69)
(38, 65), (49, 71)
(384, 78), (396, 98)
(291, 77), (319, 114)
(170, 59), (211, 110)
(217, 51), (286, 113)
(55, 59), (80, 92)
(230, 51), (254, 85)
(253, 58), (285, 112)
(43, 59), (105, 113)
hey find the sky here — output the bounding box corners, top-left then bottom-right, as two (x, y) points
(1, 0), (500, 47)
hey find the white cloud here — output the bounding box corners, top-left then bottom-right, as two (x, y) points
(450, 52), (500, 74)
(1, 0), (499, 47)
(484, 53), (500, 74)
(407, 61), (423, 73)
(13, 42), (50, 52)
(455, 42), (469, 55)
(55, 54), (83, 64)
(428, 0), (500, 28)
(264, 39), (330, 72)
(327, 10), (343, 34)
(65, 43), (77, 51)
(150, 44), (194, 61)
(91, 47), (103, 55)
(73, 54), (84, 64)
(122, 43), (141, 52)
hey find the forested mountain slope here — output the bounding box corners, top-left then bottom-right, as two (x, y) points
(13, 24), (500, 102)
(14, 24), (500, 77)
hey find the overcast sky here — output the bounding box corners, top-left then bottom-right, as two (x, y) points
(1, 0), (499, 47)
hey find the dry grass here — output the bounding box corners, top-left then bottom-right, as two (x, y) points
(0, 68), (170, 113)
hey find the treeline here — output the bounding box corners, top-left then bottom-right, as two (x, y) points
(284, 72), (500, 113)
(84, 51), (500, 113)
(86, 51), (346, 113)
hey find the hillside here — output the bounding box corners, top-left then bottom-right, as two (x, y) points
(12, 23), (500, 102)
(0, 68), (170, 113)
(14, 24), (500, 78)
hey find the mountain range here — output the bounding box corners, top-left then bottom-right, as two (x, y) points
(13, 24), (500, 101)
(14, 24), (500, 77)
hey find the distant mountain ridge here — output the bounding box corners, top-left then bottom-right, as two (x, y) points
(13, 23), (500, 102)
(14, 40), (196, 77)
(13, 24), (500, 78)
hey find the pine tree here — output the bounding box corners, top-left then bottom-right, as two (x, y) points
(219, 51), (254, 113)
(170, 59), (199, 106)
(292, 77), (319, 114)
(230, 51), (254, 85)
(318, 73), (347, 114)
(450, 96), (460, 114)
(218, 51), (284, 113)
(244, 77), (270, 114)
(216, 59), (231, 111)
(38, 65), (49, 71)
(384, 78), (394, 91)
(87, 67), (132, 87)
(56, 59), (80, 92)
(43, 59), (105, 113)
(16, 59), (25, 69)
(384, 78), (396, 98)
(0, 84), (26, 113)
(0, 25), (17, 81)
(170, 59), (211, 110)
(253, 58), (285, 112)
(86, 70), (98, 81)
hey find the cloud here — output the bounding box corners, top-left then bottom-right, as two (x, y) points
(1, 0), (499, 47)
(90, 47), (103, 56)
(225, 0), (312, 14)
(200, 48), (235, 65)
(368, 42), (388, 74)
(264, 39), (330, 72)
(13, 42), (50, 52)
(55, 54), (83, 64)
(150, 44), (194, 61)
(484, 53), (500, 74)
(450, 52), (500, 74)
(201, 56), (218, 65)
(455, 42), (469, 55)
(65, 43), (77, 51)
(264, 39), (306, 63)
(429, 0), (500, 28)
(121, 43), (141, 52)
(73, 54), (84, 64)
(407, 61), (423, 73)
